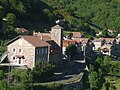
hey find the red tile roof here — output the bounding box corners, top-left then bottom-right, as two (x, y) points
(80, 38), (89, 44)
(63, 39), (76, 47)
(93, 38), (114, 43)
(72, 32), (82, 38)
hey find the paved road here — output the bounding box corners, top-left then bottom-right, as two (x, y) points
(47, 59), (87, 82)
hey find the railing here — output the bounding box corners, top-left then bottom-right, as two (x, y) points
(0, 52), (7, 63)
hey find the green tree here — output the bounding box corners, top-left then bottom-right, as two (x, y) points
(96, 57), (103, 65)
(0, 80), (8, 90)
(0, 6), (5, 19)
(109, 84), (116, 90)
(20, 70), (33, 90)
(66, 44), (78, 60)
(5, 13), (16, 26)
(12, 68), (33, 90)
(89, 71), (100, 90)
(17, 2), (26, 14)
(32, 61), (55, 82)
(0, 70), (4, 80)
(103, 56), (110, 66)
(43, 9), (53, 23)
(89, 64), (94, 72)
(104, 81), (110, 90)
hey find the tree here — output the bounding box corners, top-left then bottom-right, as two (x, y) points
(32, 61), (55, 82)
(20, 70), (33, 90)
(102, 29), (109, 38)
(96, 57), (103, 65)
(5, 13), (16, 26)
(89, 71), (100, 90)
(109, 84), (116, 90)
(89, 64), (94, 72)
(103, 56), (110, 66)
(98, 68), (103, 77)
(0, 6), (5, 19)
(12, 68), (33, 90)
(0, 80), (8, 90)
(66, 44), (78, 60)
(43, 9), (53, 23)
(0, 70), (4, 80)
(104, 81), (110, 90)
(17, 2), (26, 14)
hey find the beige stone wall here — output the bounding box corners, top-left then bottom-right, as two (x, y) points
(51, 28), (63, 50)
(7, 38), (35, 69)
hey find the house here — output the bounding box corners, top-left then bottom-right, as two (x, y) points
(2, 25), (63, 69)
(15, 28), (29, 35)
(101, 44), (112, 56)
(72, 32), (83, 38)
(93, 38), (120, 56)
(6, 35), (50, 69)
(72, 32), (84, 42)
(63, 39), (76, 55)
(117, 34), (120, 38)
(93, 38), (106, 50)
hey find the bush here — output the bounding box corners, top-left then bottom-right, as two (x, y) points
(32, 61), (55, 82)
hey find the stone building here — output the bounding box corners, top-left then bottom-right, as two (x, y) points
(5, 25), (63, 69)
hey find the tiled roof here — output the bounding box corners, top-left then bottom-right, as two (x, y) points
(63, 39), (76, 47)
(42, 35), (51, 41)
(72, 32), (82, 38)
(104, 38), (114, 43)
(22, 36), (50, 47)
(47, 40), (61, 54)
(16, 28), (29, 33)
(80, 38), (89, 44)
(93, 38), (104, 42)
(51, 25), (63, 29)
(93, 38), (114, 42)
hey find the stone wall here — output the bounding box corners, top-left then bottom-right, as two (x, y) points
(7, 38), (35, 68)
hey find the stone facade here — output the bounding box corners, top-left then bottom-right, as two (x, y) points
(6, 25), (64, 69)
(7, 37), (50, 69)
(7, 37), (35, 68)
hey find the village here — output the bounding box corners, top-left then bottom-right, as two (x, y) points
(0, 24), (120, 90)
(0, 24), (120, 68)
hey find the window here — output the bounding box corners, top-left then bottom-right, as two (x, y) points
(42, 49), (44, 54)
(13, 57), (15, 60)
(13, 49), (15, 53)
(36, 49), (39, 54)
(43, 57), (45, 61)
(19, 58), (21, 64)
(19, 49), (22, 53)
(39, 49), (41, 54)
(45, 48), (47, 54)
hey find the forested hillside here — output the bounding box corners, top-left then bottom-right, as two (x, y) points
(0, 0), (120, 39)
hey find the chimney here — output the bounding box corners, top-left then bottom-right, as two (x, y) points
(41, 34), (43, 40)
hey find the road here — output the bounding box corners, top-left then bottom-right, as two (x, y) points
(47, 59), (87, 82)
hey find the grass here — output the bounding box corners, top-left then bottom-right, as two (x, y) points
(102, 76), (120, 90)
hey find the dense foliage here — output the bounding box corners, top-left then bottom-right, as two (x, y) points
(66, 44), (78, 60)
(0, 0), (120, 39)
(87, 55), (120, 89)
(32, 61), (55, 82)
